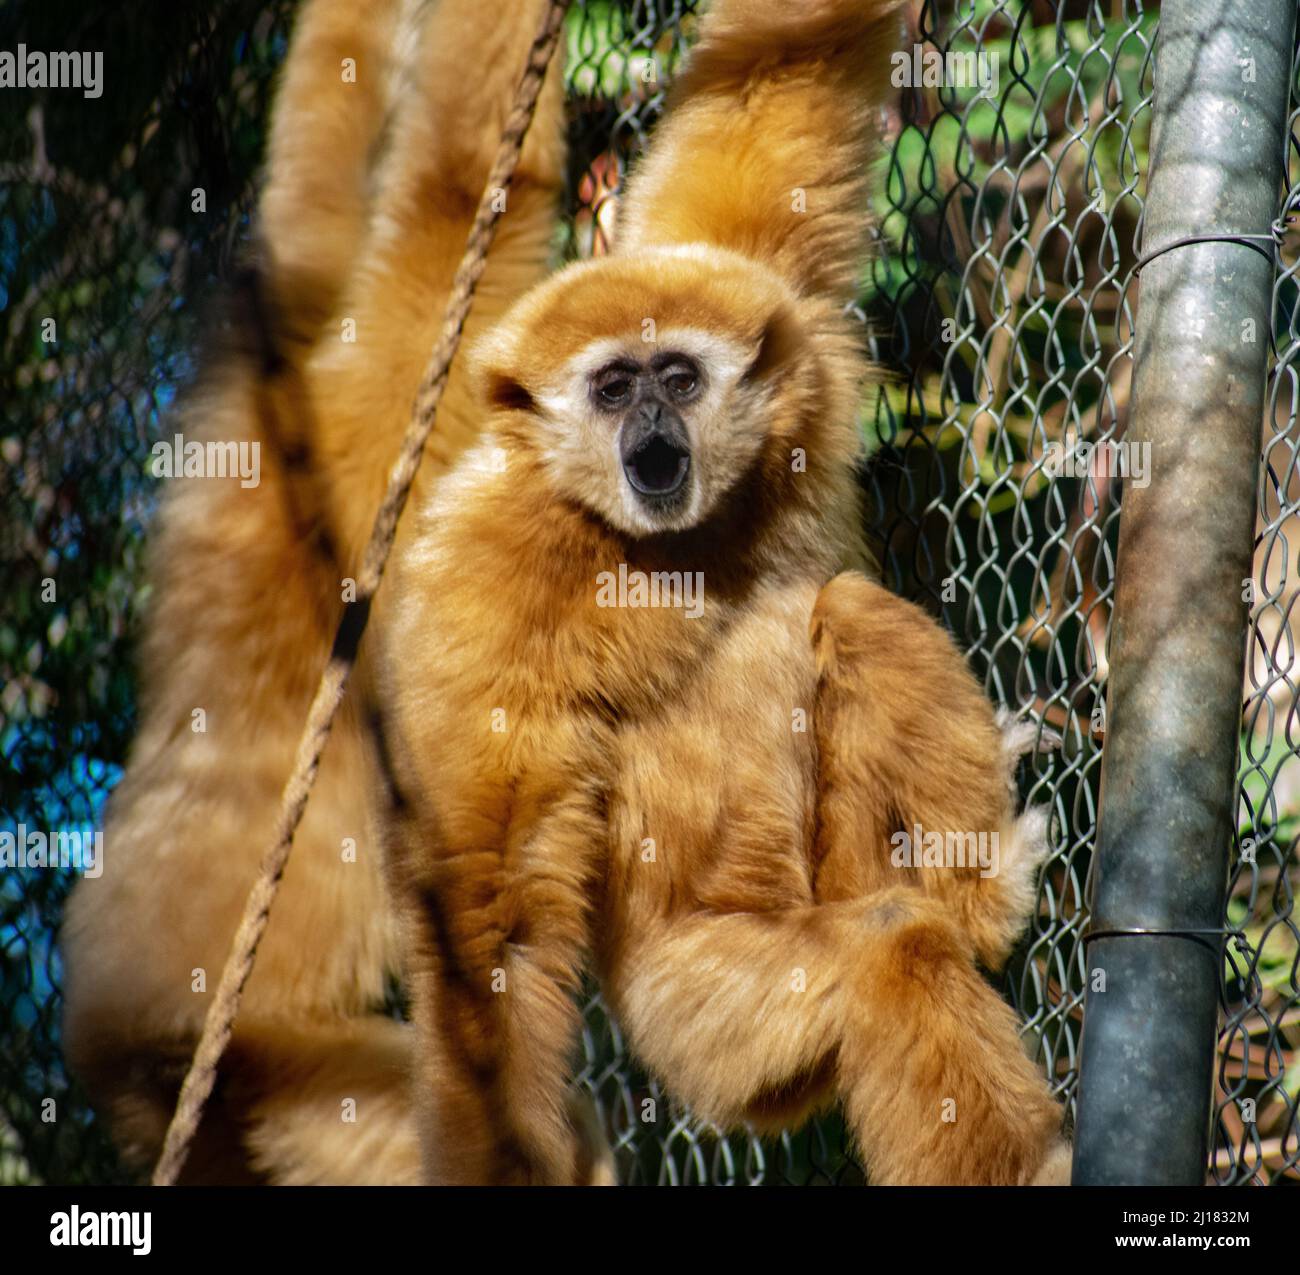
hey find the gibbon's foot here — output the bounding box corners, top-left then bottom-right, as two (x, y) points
(569, 1089), (618, 1186)
(991, 710), (1059, 962)
(1031, 1141), (1074, 1185)
(224, 1015), (423, 1186)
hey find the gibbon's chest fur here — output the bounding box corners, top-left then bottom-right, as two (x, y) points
(384, 439), (836, 966)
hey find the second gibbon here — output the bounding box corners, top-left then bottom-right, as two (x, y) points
(61, 0), (570, 1184)
(378, 0), (1070, 1185)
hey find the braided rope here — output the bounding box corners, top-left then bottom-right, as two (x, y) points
(151, 0), (571, 1186)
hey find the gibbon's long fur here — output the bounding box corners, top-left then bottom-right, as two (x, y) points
(60, 0), (567, 1185)
(378, 0), (1070, 1185)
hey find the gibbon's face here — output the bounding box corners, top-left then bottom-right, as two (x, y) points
(474, 246), (808, 536)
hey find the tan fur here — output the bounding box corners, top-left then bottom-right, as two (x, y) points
(811, 573), (1053, 972)
(379, 0), (1067, 1185)
(60, 0), (566, 1184)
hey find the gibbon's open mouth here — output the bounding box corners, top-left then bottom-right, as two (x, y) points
(624, 432), (691, 498)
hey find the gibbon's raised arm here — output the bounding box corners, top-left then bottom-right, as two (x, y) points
(615, 0), (906, 303)
(257, 0), (406, 347)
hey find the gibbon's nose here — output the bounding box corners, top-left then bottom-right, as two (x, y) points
(620, 406), (691, 498)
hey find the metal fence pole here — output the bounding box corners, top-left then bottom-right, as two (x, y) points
(1072, 0), (1297, 1185)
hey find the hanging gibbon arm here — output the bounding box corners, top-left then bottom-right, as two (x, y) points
(615, 0), (906, 303)
(257, 0), (407, 348)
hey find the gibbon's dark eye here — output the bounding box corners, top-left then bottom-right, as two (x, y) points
(666, 370), (697, 398)
(595, 375), (634, 408)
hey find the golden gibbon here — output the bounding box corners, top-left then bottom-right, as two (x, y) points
(60, 0), (568, 1185)
(64, 0), (1069, 1188)
(376, 0), (1070, 1185)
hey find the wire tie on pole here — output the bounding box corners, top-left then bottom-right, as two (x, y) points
(1133, 215), (1294, 276)
(1082, 924), (1251, 958)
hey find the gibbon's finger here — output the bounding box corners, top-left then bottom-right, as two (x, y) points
(258, 0), (409, 348)
(811, 570), (1050, 970)
(605, 889), (1066, 1185)
(615, 0), (907, 304)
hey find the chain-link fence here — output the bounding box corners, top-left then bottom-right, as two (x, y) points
(1222, 8), (1300, 1188)
(2, 0), (1297, 1186)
